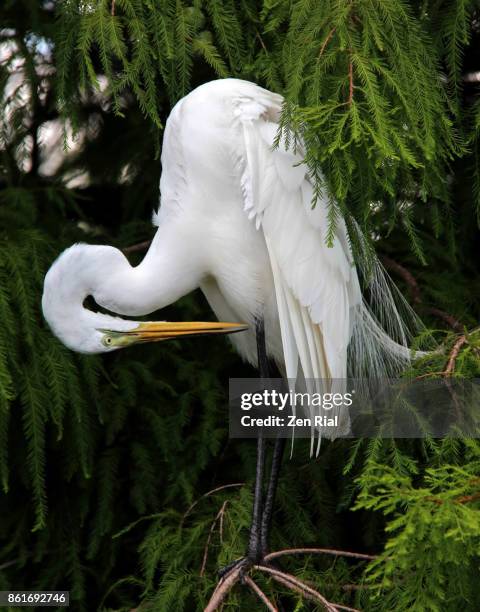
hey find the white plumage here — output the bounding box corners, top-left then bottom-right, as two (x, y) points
(155, 79), (359, 379)
(42, 79), (415, 414)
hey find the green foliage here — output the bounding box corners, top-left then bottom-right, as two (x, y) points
(353, 440), (480, 611)
(55, 0), (248, 122)
(0, 0), (479, 611)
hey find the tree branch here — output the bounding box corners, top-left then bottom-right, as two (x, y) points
(319, 28), (336, 57)
(264, 547), (377, 562)
(204, 564), (243, 612)
(255, 565), (338, 612)
(200, 500), (229, 576)
(348, 60), (354, 105)
(244, 575), (278, 611)
(455, 491), (480, 504)
(427, 478), (480, 505)
(445, 335), (467, 374)
(181, 482), (244, 526)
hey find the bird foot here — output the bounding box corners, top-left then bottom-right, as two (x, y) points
(218, 557), (249, 580)
(217, 556), (251, 580)
(218, 521), (274, 579)
(218, 546), (269, 580)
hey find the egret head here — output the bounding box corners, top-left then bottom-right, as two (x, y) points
(42, 243), (247, 354)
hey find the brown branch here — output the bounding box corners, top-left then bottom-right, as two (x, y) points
(200, 501), (229, 577)
(205, 554), (369, 611)
(267, 572), (320, 603)
(204, 564), (243, 612)
(427, 479), (480, 505)
(255, 565), (337, 612)
(122, 240), (152, 255)
(319, 28), (337, 57)
(415, 334), (469, 379)
(181, 482), (244, 526)
(111, 0), (116, 16)
(244, 576), (278, 611)
(425, 307), (463, 333)
(264, 547), (377, 563)
(348, 60), (354, 106)
(445, 335), (467, 375)
(331, 604), (362, 612)
(339, 583), (378, 591)
(414, 371), (450, 380)
(219, 502), (226, 543)
(455, 491), (480, 504)
(255, 29), (268, 54)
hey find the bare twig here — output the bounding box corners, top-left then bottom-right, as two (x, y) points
(204, 564), (243, 612)
(348, 60), (354, 105)
(427, 478), (480, 505)
(255, 29), (268, 54)
(340, 583), (377, 591)
(445, 335), (467, 374)
(111, 0), (116, 16)
(331, 605), (361, 612)
(200, 501), (229, 577)
(269, 572), (325, 605)
(265, 570), (362, 612)
(414, 371), (449, 380)
(319, 27), (337, 57)
(205, 550), (371, 610)
(219, 502), (226, 544)
(425, 307), (463, 333)
(455, 491), (480, 504)
(244, 575), (278, 611)
(255, 565), (337, 612)
(181, 483), (244, 526)
(264, 547), (377, 563)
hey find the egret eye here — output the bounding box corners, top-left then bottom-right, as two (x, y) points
(99, 329), (140, 349)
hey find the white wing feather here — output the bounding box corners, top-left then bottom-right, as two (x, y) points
(232, 89), (361, 385)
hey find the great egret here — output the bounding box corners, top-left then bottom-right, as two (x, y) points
(42, 79), (414, 599)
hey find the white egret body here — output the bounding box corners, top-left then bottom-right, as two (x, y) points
(42, 79), (419, 596)
(42, 79), (411, 385)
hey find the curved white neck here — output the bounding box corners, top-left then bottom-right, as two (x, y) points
(94, 226), (204, 316)
(42, 223), (205, 352)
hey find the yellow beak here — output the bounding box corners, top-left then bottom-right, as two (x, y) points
(130, 321), (248, 341)
(101, 321), (248, 348)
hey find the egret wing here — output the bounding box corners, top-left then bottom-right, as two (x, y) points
(232, 89), (362, 383)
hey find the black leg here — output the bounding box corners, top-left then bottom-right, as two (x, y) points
(260, 435), (285, 557)
(255, 318), (270, 380)
(246, 319), (269, 561)
(246, 431), (265, 561)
